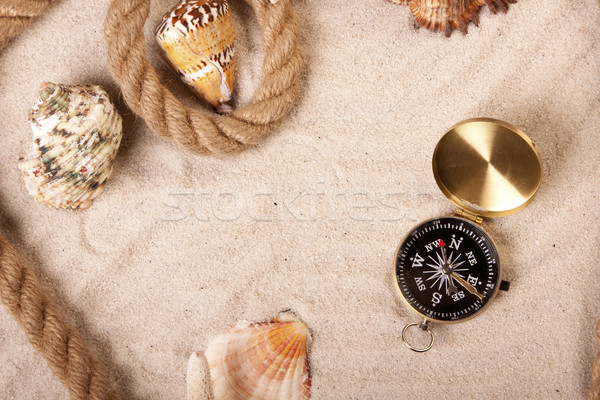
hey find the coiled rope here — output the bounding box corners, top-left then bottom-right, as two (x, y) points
(104, 0), (303, 155)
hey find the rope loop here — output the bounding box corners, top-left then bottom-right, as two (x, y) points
(104, 0), (304, 155)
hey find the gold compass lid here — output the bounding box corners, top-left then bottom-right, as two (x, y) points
(432, 118), (542, 218)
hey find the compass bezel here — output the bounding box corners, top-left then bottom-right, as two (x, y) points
(394, 216), (503, 325)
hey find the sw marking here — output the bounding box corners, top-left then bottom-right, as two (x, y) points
(414, 277), (426, 291)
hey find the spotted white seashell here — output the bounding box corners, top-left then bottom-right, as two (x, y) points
(156, 0), (235, 113)
(18, 82), (123, 210)
(202, 311), (312, 400)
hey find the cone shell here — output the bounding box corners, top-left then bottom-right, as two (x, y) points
(387, 0), (518, 36)
(204, 312), (312, 400)
(18, 82), (123, 210)
(156, 0), (235, 113)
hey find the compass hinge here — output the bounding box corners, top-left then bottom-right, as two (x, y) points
(455, 209), (483, 224)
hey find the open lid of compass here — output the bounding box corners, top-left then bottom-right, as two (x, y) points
(432, 118), (542, 218)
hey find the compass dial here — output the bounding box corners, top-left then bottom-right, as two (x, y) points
(395, 217), (501, 323)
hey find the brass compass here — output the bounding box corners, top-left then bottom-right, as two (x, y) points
(395, 118), (542, 352)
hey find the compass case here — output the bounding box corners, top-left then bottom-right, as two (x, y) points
(432, 118), (542, 218)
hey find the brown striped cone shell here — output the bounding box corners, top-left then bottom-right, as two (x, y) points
(202, 312), (312, 400)
(18, 83), (123, 210)
(387, 0), (518, 36)
(156, 0), (235, 113)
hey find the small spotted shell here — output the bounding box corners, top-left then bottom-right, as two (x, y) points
(388, 0), (518, 36)
(18, 82), (123, 210)
(156, 0), (235, 113)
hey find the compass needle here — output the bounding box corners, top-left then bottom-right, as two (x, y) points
(451, 272), (484, 300)
(447, 280), (459, 295)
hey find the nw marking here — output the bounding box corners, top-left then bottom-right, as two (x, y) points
(425, 239), (445, 252)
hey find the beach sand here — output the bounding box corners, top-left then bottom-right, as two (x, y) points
(1, 0), (599, 398)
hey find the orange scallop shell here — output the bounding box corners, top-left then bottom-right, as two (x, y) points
(387, 0), (518, 36)
(204, 312), (311, 400)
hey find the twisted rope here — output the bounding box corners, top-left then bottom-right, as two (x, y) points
(104, 0), (303, 155)
(1, 3), (121, 399)
(0, 234), (121, 400)
(0, 0), (60, 50)
(1, 3), (121, 398)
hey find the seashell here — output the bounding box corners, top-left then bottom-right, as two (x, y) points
(203, 311), (312, 400)
(387, 0), (518, 36)
(18, 82), (123, 210)
(187, 351), (213, 400)
(156, 0), (235, 113)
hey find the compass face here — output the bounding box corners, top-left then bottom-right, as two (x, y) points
(395, 217), (501, 323)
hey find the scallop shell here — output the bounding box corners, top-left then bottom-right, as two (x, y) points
(18, 82), (123, 210)
(203, 312), (312, 400)
(156, 0), (235, 113)
(387, 0), (518, 36)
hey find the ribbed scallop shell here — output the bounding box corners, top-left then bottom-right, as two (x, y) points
(204, 312), (312, 400)
(18, 82), (122, 210)
(387, 0), (518, 36)
(156, 0), (235, 113)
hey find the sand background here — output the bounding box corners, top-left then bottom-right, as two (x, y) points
(1, 0), (600, 398)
